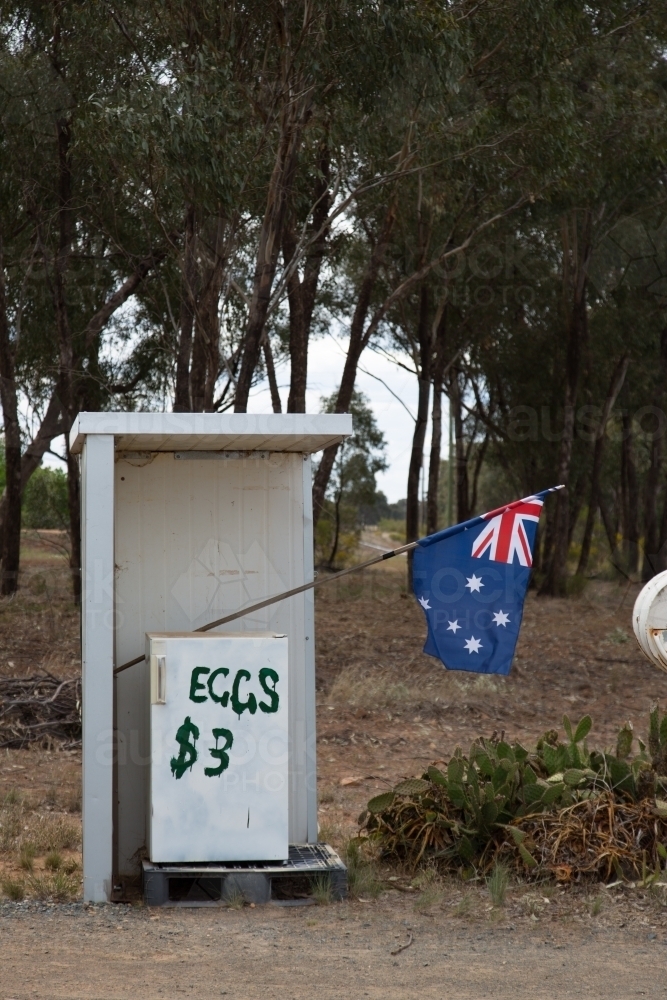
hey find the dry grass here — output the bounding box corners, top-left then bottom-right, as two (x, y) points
(1, 876), (25, 901)
(19, 844), (35, 871)
(487, 862), (509, 907)
(343, 839), (383, 899)
(0, 789), (81, 900)
(412, 865), (446, 911)
(328, 669), (422, 711)
(311, 875), (333, 905)
(28, 871), (79, 902)
(0, 533), (80, 682)
(502, 793), (667, 882)
(26, 814), (80, 854)
(45, 850), (63, 871)
(326, 666), (496, 712)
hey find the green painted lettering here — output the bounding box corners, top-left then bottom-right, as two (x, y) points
(170, 716), (199, 779)
(258, 667), (280, 714)
(231, 669), (257, 717)
(189, 666), (210, 702)
(204, 728), (234, 777)
(207, 667), (230, 706)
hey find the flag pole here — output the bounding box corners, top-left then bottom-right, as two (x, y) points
(113, 540), (418, 675)
(113, 485), (564, 676)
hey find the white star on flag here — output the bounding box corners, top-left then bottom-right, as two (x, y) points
(447, 619), (461, 633)
(418, 596), (431, 610)
(464, 636), (483, 654)
(465, 574), (484, 593)
(492, 610), (510, 627)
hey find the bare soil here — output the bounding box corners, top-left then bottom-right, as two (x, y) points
(1, 534), (667, 998)
(2, 893), (667, 1000)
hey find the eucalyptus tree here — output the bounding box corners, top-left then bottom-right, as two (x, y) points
(0, 1), (172, 595)
(381, 0), (667, 590)
(322, 0), (600, 560)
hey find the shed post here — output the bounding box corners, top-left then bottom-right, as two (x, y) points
(302, 453), (318, 842)
(80, 433), (115, 902)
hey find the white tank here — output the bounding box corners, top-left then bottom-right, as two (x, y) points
(633, 570), (667, 671)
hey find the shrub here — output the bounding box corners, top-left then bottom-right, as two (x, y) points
(359, 708), (667, 880)
(45, 851), (63, 871)
(22, 466), (68, 530)
(1, 877), (25, 901)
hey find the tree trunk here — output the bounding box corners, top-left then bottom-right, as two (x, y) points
(621, 410), (640, 575)
(406, 285), (432, 586)
(532, 523), (543, 576)
(567, 471), (587, 547)
(327, 489), (343, 570)
(0, 234), (159, 547)
(642, 328), (667, 579)
(263, 335), (282, 413)
(642, 430), (662, 579)
(655, 482), (667, 574)
(285, 142), (331, 413)
(311, 195), (399, 527)
(65, 442), (81, 601)
(577, 354), (629, 576)
(0, 391), (63, 551)
(539, 499), (556, 581)
(174, 204), (197, 412)
(427, 383), (442, 536)
(469, 433), (489, 517)
(234, 94), (310, 412)
(540, 210), (592, 596)
(190, 216), (227, 412)
(53, 114), (82, 601)
(599, 493), (620, 562)
(426, 304), (448, 536)
(448, 369), (471, 522)
(0, 232), (21, 595)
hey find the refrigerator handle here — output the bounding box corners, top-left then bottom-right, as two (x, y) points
(151, 654), (167, 704)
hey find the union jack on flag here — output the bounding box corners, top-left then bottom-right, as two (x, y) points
(471, 498), (544, 567)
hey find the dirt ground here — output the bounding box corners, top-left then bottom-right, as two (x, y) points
(2, 893), (667, 1000)
(2, 532), (667, 998)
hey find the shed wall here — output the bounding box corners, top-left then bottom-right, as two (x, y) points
(113, 451), (315, 877)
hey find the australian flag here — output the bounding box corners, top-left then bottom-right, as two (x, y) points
(412, 488), (559, 675)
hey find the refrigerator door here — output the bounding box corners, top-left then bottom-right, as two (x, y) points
(148, 633), (288, 863)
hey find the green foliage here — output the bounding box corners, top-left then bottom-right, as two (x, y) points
(487, 862), (509, 907)
(361, 708), (667, 872)
(0, 449), (68, 530)
(310, 875), (333, 906)
(315, 391), (387, 568)
(22, 466), (69, 530)
(1, 0), (666, 598)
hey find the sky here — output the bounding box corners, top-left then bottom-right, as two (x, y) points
(242, 333), (449, 504)
(42, 334), (449, 504)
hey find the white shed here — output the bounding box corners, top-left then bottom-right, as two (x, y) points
(70, 412), (351, 903)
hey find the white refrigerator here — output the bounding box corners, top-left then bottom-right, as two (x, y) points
(146, 632), (289, 863)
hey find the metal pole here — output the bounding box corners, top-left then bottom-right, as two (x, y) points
(113, 539), (419, 675)
(447, 398), (454, 527)
(113, 486), (564, 676)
